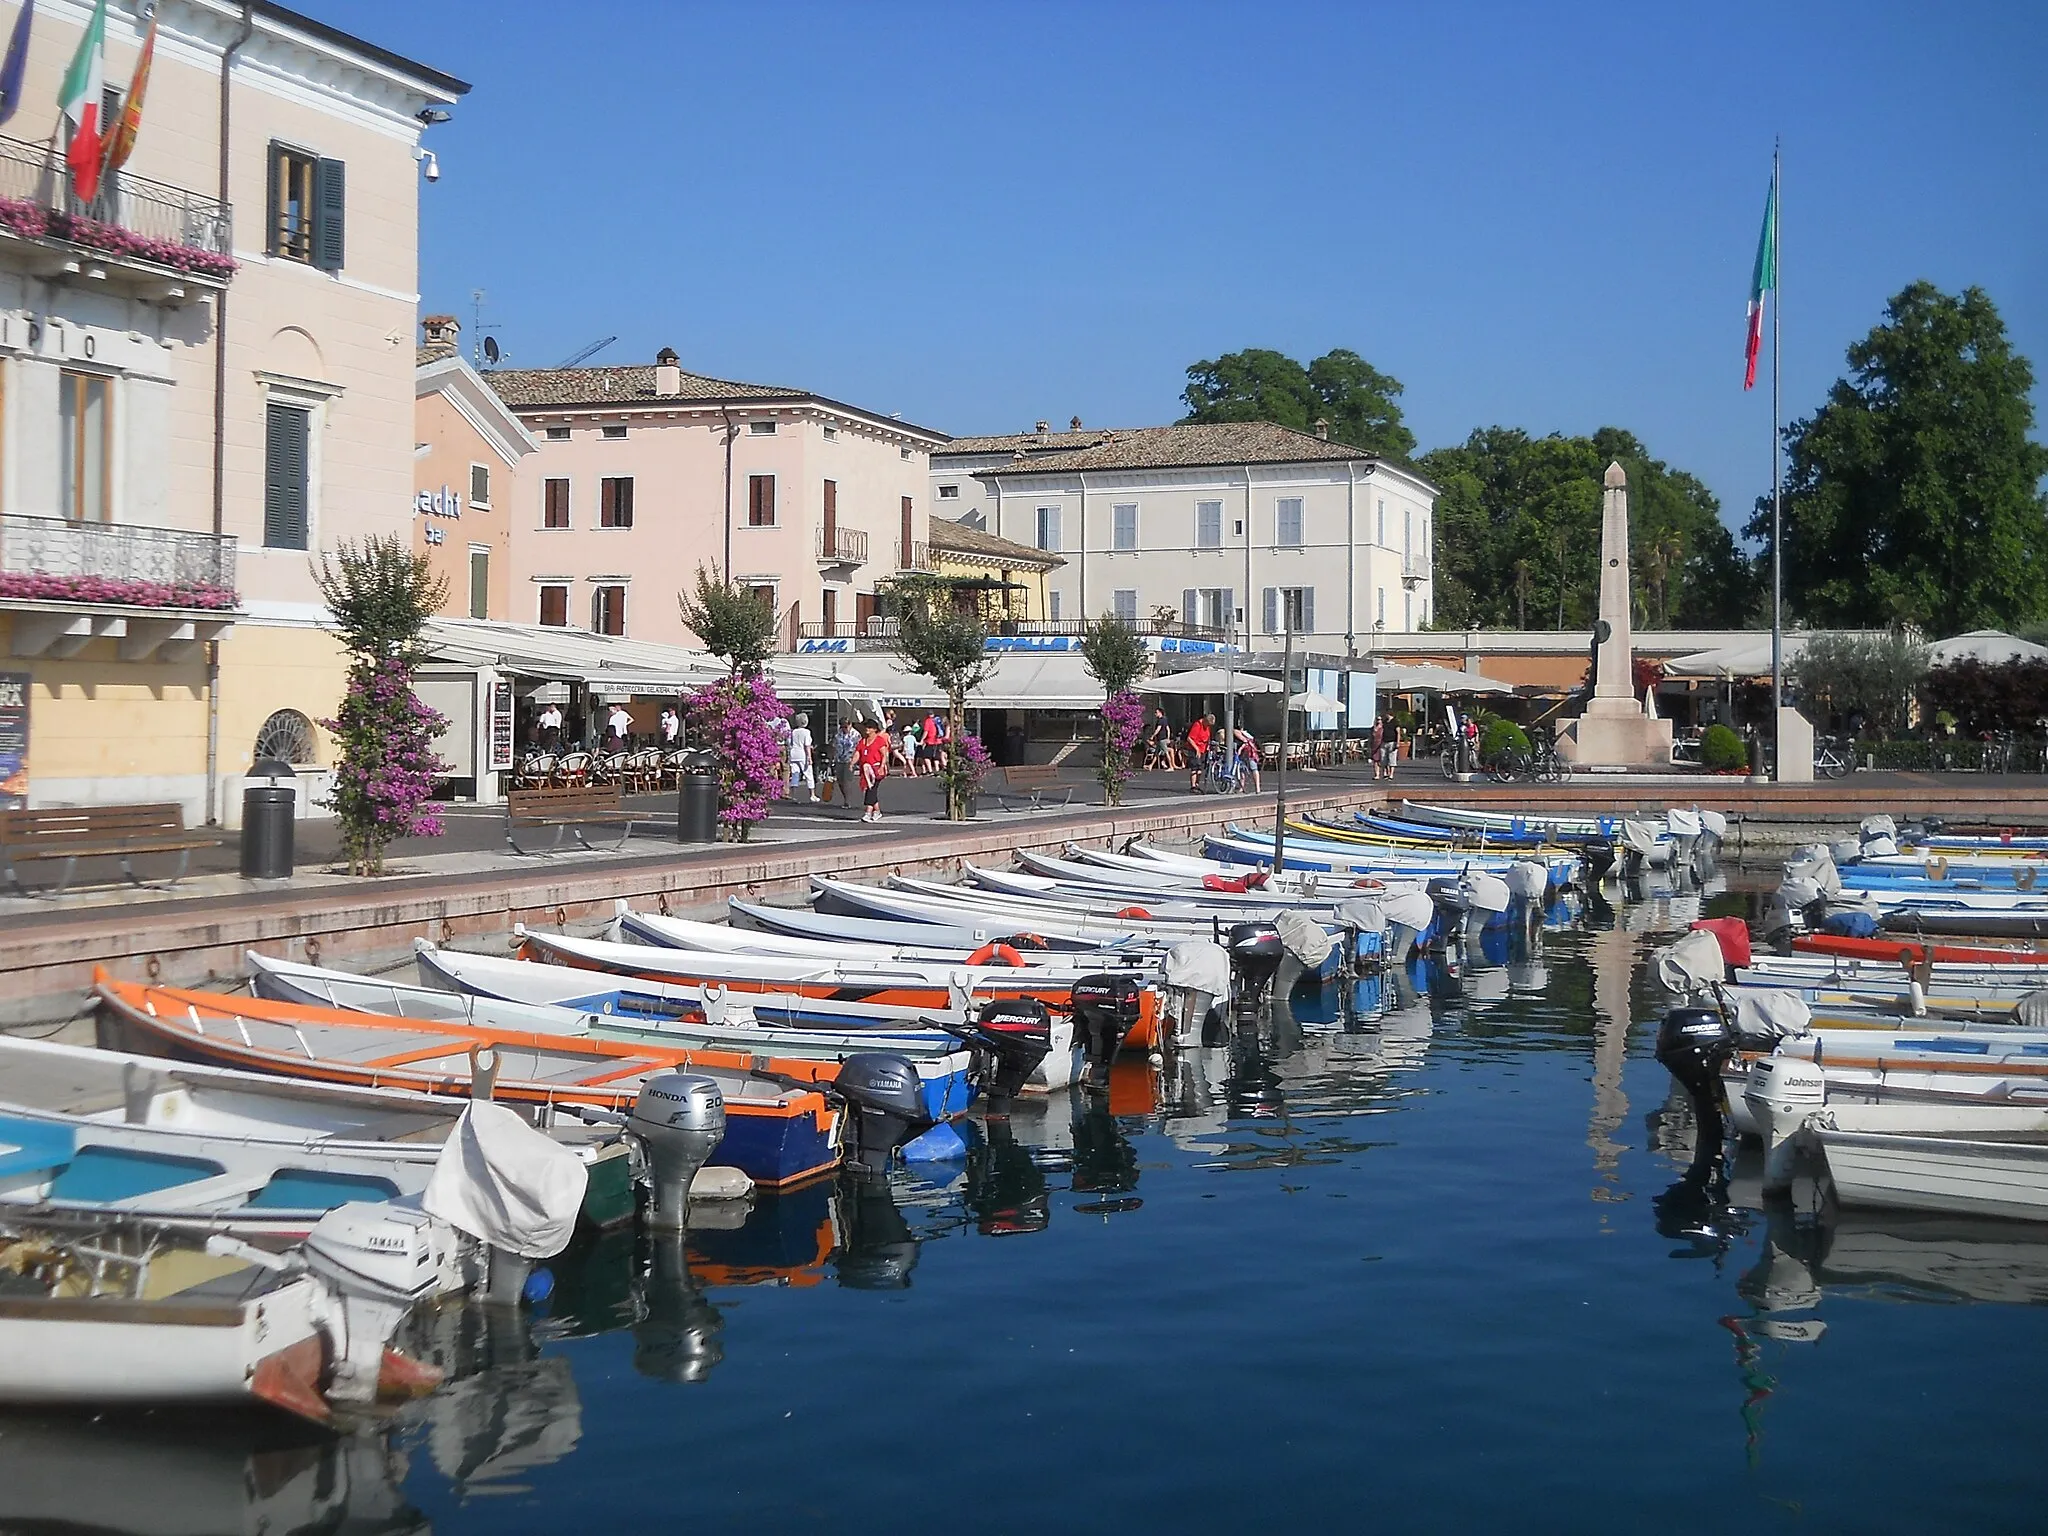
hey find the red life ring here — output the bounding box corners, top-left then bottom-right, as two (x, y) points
(967, 942), (1025, 967)
(1352, 877), (1386, 889)
(1115, 906), (1153, 920)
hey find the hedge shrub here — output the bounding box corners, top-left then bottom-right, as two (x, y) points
(1700, 724), (1748, 772)
(1479, 719), (1530, 764)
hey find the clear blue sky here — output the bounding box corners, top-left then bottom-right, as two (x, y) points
(332, 0), (2045, 537)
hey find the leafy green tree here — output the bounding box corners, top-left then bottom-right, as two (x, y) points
(1790, 631), (1928, 736)
(886, 574), (1000, 819)
(1753, 282), (2048, 634)
(1078, 614), (1150, 806)
(678, 563), (777, 673)
(1181, 347), (1416, 459)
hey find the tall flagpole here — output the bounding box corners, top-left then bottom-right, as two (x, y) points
(1768, 138), (1783, 781)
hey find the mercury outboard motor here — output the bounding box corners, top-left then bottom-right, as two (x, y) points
(1070, 972), (1147, 1083)
(628, 1072), (728, 1230)
(965, 1116), (1050, 1237)
(831, 1053), (935, 1177)
(938, 996), (1053, 1115)
(1580, 841), (1617, 885)
(1226, 921), (1286, 1009)
(1653, 1005), (1736, 1175)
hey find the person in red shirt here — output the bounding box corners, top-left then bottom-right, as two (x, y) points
(856, 718), (890, 824)
(1186, 713), (1213, 792)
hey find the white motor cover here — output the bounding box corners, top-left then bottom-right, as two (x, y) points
(1461, 870), (1512, 915)
(1732, 988), (1813, 1044)
(1783, 846), (1843, 899)
(1666, 808), (1703, 838)
(1862, 835), (1900, 858)
(1860, 814), (1897, 840)
(1777, 874), (1824, 911)
(1334, 897), (1387, 933)
(424, 1101), (589, 1261)
(1830, 838), (1863, 867)
(1506, 860), (1549, 904)
(1654, 929), (1726, 993)
(1621, 819), (1666, 857)
(1275, 910), (1336, 969)
(2017, 989), (2048, 1030)
(1382, 889), (1436, 932)
(1697, 809), (1729, 840)
(1163, 940), (1232, 998)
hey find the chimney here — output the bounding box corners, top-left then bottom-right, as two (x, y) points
(654, 346), (681, 397)
(1034, 420), (1050, 438)
(1069, 415), (1082, 430)
(421, 314), (459, 356)
(1314, 417), (1331, 441)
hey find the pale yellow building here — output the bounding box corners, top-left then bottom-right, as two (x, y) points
(924, 515), (1063, 627)
(0, 1), (464, 823)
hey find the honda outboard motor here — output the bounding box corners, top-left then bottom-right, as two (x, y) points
(831, 1053), (936, 1178)
(1226, 921), (1286, 1009)
(1070, 972), (1147, 1083)
(940, 996), (1054, 1114)
(628, 1072), (728, 1230)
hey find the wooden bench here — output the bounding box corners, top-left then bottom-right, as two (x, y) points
(0, 803), (218, 896)
(504, 784), (641, 856)
(991, 764), (1076, 813)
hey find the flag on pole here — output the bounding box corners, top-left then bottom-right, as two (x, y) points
(57, 0), (108, 203)
(0, 1), (35, 129)
(101, 8), (154, 175)
(1744, 165), (1779, 390)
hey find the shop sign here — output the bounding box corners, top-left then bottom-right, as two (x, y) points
(0, 671), (27, 809)
(487, 679), (515, 772)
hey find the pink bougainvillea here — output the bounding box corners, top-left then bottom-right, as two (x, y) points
(319, 656), (447, 874)
(0, 571), (238, 610)
(685, 670), (791, 838)
(1098, 689), (1146, 805)
(0, 196), (238, 280)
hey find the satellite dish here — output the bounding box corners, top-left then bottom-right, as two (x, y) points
(482, 335), (501, 365)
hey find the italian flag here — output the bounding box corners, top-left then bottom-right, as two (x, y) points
(1744, 165), (1778, 391)
(58, 0), (108, 204)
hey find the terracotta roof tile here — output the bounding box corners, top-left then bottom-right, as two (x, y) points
(485, 364), (804, 409)
(926, 517), (1066, 567)
(965, 421), (1377, 476)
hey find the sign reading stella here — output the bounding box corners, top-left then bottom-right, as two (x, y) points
(0, 671), (28, 810)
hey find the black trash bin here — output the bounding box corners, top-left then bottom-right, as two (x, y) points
(240, 757), (297, 879)
(678, 756), (719, 844)
(1748, 736), (1765, 778)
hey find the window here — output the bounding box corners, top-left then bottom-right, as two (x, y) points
(1195, 500), (1222, 549)
(545, 425), (570, 441)
(1403, 507), (1413, 556)
(822, 425), (837, 441)
(1264, 586), (1314, 634)
(822, 479), (837, 543)
(468, 547), (489, 620)
(1376, 587), (1387, 626)
(538, 584), (568, 626)
(1184, 587), (1231, 631)
(543, 477), (570, 529)
(591, 584), (626, 635)
(1048, 589), (1062, 622)
(252, 709), (317, 766)
(1112, 503), (1138, 551)
(747, 582), (777, 613)
(469, 463), (490, 506)
(938, 484), (960, 500)
(749, 420), (776, 435)
(820, 588), (837, 628)
(1376, 498), (1387, 546)
(1403, 590), (1413, 631)
(59, 370), (110, 522)
(1112, 588), (1139, 623)
(901, 496), (914, 565)
(266, 143), (343, 270)
(600, 476), (633, 528)
(1036, 505), (1061, 552)
(263, 401), (310, 549)
(601, 423), (627, 440)
(1276, 497), (1304, 547)
(748, 474), (776, 527)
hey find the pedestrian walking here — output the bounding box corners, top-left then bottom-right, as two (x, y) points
(857, 717), (890, 824)
(1370, 716), (1386, 782)
(787, 712), (816, 802)
(832, 717), (859, 810)
(1186, 713), (1213, 792)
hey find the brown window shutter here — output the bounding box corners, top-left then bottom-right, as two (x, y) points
(901, 495), (913, 559)
(823, 479), (836, 542)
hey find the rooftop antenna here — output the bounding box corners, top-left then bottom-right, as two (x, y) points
(558, 336), (618, 368)
(469, 288), (504, 368)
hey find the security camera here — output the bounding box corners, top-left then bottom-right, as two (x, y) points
(417, 148), (440, 182)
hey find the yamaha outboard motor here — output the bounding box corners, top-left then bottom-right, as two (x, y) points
(1070, 972), (1147, 1083)
(1427, 879), (1470, 944)
(1226, 921), (1286, 1010)
(834, 1174), (921, 1289)
(939, 996), (1054, 1115)
(831, 1053), (936, 1177)
(628, 1072), (728, 1230)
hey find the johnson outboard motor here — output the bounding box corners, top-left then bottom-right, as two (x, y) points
(1226, 921), (1286, 1009)
(1070, 972), (1147, 1083)
(938, 996), (1053, 1114)
(627, 1072), (728, 1230)
(831, 1053), (935, 1177)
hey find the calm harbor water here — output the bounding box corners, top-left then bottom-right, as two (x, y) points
(9, 877), (2048, 1534)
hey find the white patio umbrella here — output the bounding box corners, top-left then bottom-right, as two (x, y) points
(1139, 667), (1283, 695)
(1290, 690), (1343, 713)
(1375, 663), (1514, 695)
(1927, 630), (2048, 666)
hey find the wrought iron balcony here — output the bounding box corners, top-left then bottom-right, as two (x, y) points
(1401, 552), (1429, 588)
(895, 539), (939, 573)
(0, 513), (238, 605)
(790, 612), (1231, 651)
(815, 525), (868, 565)
(0, 131), (234, 297)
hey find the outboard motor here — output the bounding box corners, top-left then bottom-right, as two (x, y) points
(1381, 889), (1437, 964)
(1505, 860), (1550, 909)
(1653, 1005), (1737, 1174)
(1334, 897), (1388, 973)
(628, 1072), (728, 1230)
(831, 1053), (936, 1178)
(1226, 921), (1286, 1009)
(301, 1202), (451, 1404)
(1070, 972), (1147, 1083)
(1579, 841), (1618, 885)
(1427, 879), (1470, 943)
(1744, 1055), (1828, 1196)
(1162, 939), (1231, 1049)
(1273, 911), (1335, 1001)
(939, 996), (1054, 1114)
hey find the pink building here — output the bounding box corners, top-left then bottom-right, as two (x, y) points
(489, 352), (944, 649)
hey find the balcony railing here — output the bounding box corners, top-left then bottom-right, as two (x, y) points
(815, 525), (868, 564)
(895, 539), (939, 572)
(1401, 553), (1429, 587)
(0, 132), (234, 286)
(0, 513), (238, 607)
(791, 613), (1231, 650)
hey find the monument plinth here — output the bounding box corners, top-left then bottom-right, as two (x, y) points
(1558, 462), (1673, 767)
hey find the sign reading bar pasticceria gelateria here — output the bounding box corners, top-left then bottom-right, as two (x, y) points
(0, 671), (28, 810)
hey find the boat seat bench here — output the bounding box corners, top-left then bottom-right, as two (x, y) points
(993, 765), (1076, 813)
(0, 803), (217, 896)
(505, 785), (641, 855)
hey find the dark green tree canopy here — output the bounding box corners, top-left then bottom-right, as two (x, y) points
(1749, 281), (2048, 635)
(678, 563), (777, 672)
(1077, 612), (1149, 695)
(315, 535), (446, 659)
(1181, 347), (1416, 460)
(1419, 427), (1756, 631)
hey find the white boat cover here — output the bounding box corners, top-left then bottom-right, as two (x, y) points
(1655, 929), (1726, 993)
(1697, 809), (1729, 839)
(1506, 861), (1549, 904)
(1831, 838), (1863, 866)
(1163, 941), (1232, 999)
(1461, 871), (1512, 915)
(1382, 890), (1436, 932)
(1863, 835), (1900, 858)
(2018, 990), (2048, 1030)
(1621, 819), (1664, 857)
(1861, 815), (1897, 839)
(1666, 809), (1703, 838)
(1334, 897), (1387, 932)
(1276, 910), (1336, 969)
(1732, 989), (1812, 1043)
(423, 1102), (589, 1260)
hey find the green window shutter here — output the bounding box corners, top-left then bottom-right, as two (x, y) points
(312, 157), (345, 272)
(265, 142), (282, 256)
(264, 404), (309, 550)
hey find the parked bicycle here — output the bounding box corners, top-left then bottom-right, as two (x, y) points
(1813, 735), (1852, 779)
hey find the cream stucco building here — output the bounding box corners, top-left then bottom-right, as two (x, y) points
(0, 0), (463, 823)
(414, 316), (536, 624)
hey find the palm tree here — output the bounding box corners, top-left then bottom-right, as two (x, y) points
(1642, 530), (1685, 628)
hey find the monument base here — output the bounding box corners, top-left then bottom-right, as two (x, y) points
(1775, 706), (1814, 783)
(1557, 704), (1674, 768)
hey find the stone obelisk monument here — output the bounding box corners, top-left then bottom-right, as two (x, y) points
(1558, 463), (1673, 766)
